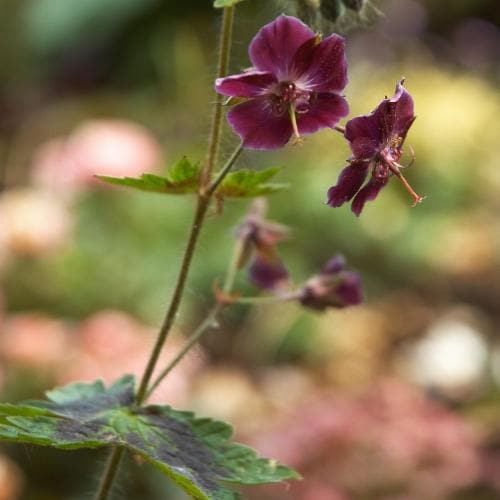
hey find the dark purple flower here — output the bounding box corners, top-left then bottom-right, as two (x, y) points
(237, 199), (289, 291)
(215, 15), (349, 150)
(299, 254), (363, 310)
(327, 79), (424, 216)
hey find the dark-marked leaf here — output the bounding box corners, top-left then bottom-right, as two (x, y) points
(213, 0), (244, 8)
(216, 168), (289, 198)
(97, 157), (201, 195)
(0, 376), (299, 499)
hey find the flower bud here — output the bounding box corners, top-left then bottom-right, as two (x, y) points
(249, 254), (289, 291)
(298, 255), (363, 310)
(320, 0), (342, 23)
(236, 199), (290, 291)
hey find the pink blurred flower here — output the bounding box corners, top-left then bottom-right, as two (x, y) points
(0, 188), (72, 256)
(0, 313), (70, 367)
(60, 310), (204, 406)
(0, 453), (23, 500)
(31, 119), (162, 194)
(248, 379), (483, 499)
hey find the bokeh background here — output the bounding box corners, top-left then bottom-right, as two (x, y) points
(1, 0), (500, 498)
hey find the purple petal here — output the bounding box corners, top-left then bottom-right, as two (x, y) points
(327, 161), (369, 207)
(227, 98), (292, 150)
(345, 114), (383, 160)
(336, 271), (363, 306)
(295, 34), (348, 93)
(250, 253), (288, 291)
(249, 15), (316, 78)
(351, 177), (389, 216)
(297, 93), (349, 134)
(390, 79), (416, 139)
(322, 254), (346, 274)
(215, 71), (277, 97)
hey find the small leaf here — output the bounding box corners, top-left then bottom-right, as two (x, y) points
(213, 0), (244, 8)
(96, 157), (201, 195)
(217, 167), (289, 198)
(0, 376), (299, 499)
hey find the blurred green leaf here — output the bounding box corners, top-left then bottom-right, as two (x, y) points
(213, 0), (245, 8)
(96, 157), (201, 195)
(216, 167), (289, 198)
(0, 376), (299, 500)
(23, 0), (159, 55)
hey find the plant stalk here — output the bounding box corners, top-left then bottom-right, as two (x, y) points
(93, 6), (237, 500)
(202, 6), (235, 187)
(145, 236), (246, 399)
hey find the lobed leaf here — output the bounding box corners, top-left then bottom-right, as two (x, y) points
(96, 157), (201, 195)
(0, 376), (299, 499)
(216, 167), (289, 198)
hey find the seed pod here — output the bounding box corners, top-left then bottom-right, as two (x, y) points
(341, 0), (364, 12)
(320, 0), (342, 23)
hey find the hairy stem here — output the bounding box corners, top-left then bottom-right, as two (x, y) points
(93, 7), (237, 500)
(202, 6), (235, 187)
(135, 143), (243, 405)
(145, 236), (245, 399)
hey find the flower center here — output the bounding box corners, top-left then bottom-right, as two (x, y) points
(269, 82), (311, 116)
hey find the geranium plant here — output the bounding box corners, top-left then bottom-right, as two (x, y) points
(0, 1), (423, 498)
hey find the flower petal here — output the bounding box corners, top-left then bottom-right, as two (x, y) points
(294, 34), (348, 93)
(351, 177), (389, 216)
(345, 114), (383, 160)
(336, 271), (363, 306)
(249, 15), (316, 78)
(390, 79), (416, 139)
(297, 93), (349, 134)
(215, 71), (277, 97)
(322, 254), (346, 274)
(227, 98), (292, 150)
(327, 161), (369, 207)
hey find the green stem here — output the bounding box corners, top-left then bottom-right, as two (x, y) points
(93, 7), (237, 500)
(202, 6), (235, 187)
(206, 143), (243, 196)
(135, 143), (242, 406)
(145, 236), (246, 400)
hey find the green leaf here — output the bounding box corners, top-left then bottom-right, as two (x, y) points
(213, 0), (244, 8)
(96, 157), (201, 195)
(0, 376), (299, 499)
(216, 167), (289, 198)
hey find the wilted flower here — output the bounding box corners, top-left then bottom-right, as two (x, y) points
(327, 79), (424, 215)
(216, 15), (349, 149)
(299, 254), (362, 310)
(237, 199), (289, 291)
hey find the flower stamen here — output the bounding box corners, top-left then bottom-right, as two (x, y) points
(288, 103), (303, 145)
